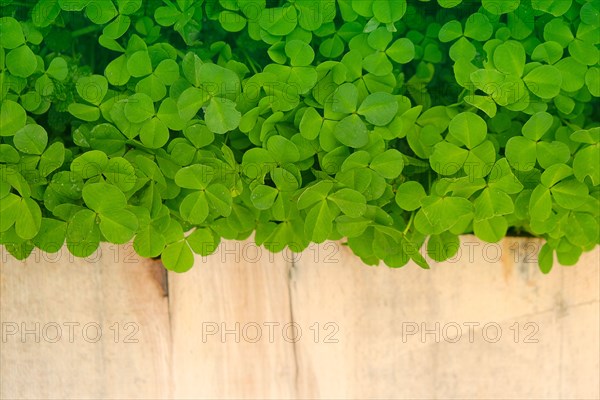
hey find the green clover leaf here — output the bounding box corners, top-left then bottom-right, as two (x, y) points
(494, 41), (526, 77)
(82, 182), (127, 213)
(523, 65), (562, 98)
(334, 114), (369, 148)
(482, 0), (520, 14)
(205, 97), (241, 134)
(66, 209), (101, 258)
(76, 75), (108, 106)
(125, 93), (155, 123)
(395, 181), (426, 211)
(448, 112), (488, 149)
(357, 92), (398, 126)
(259, 7), (297, 36)
(33, 218), (67, 254)
(162, 240), (194, 272)
(522, 112), (554, 141)
(0, 17), (26, 49)
(6, 45), (38, 78)
(328, 188), (367, 218)
(13, 124), (48, 155)
(332, 83), (359, 114)
(370, 149), (404, 179)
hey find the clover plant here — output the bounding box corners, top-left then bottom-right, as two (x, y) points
(0, 0), (598, 273)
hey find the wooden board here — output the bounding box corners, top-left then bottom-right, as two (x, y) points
(0, 243), (172, 399)
(168, 240), (297, 399)
(289, 237), (600, 399)
(1, 237), (598, 399)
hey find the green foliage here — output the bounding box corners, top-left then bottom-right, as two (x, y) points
(0, 0), (598, 274)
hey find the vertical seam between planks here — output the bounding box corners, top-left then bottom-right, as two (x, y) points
(559, 266), (564, 399)
(287, 251), (300, 397)
(164, 264), (175, 400)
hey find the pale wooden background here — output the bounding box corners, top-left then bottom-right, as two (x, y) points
(1, 236), (598, 399)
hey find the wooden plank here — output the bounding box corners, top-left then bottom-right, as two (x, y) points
(559, 247), (600, 399)
(1, 237), (598, 399)
(0, 243), (172, 399)
(168, 239), (298, 399)
(290, 236), (600, 399)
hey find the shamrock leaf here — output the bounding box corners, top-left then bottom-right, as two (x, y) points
(532, 42), (564, 64)
(448, 112), (487, 149)
(523, 65), (562, 98)
(162, 240), (194, 272)
(259, 7), (297, 36)
(522, 111), (554, 141)
(134, 225), (166, 258)
(474, 188), (514, 220)
(328, 188), (367, 218)
(506, 112), (569, 171)
(66, 209), (101, 258)
(372, 0), (407, 24)
(33, 218), (67, 254)
(0, 17), (26, 49)
(494, 41), (526, 77)
(179, 191), (209, 224)
(439, 20), (463, 43)
(334, 114), (369, 148)
(6, 45), (38, 78)
(70, 150), (109, 179)
(357, 92), (398, 126)
(76, 75), (108, 106)
(304, 200), (332, 243)
(82, 182), (127, 213)
(251, 185), (279, 210)
(427, 232), (460, 262)
(205, 97), (241, 134)
(370, 149), (404, 179)
(532, 0), (573, 16)
(0, 101), (27, 137)
(395, 181), (427, 211)
(13, 124), (48, 155)
(419, 195), (473, 235)
(285, 40), (315, 67)
(175, 165), (214, 190)
(386, 38), (415, 64)
(125, 93), (155, 123)
(140, 117), (169, 149)
(482, 0), (520, 14)
(98, 208), (139, 244)
(573, 144), (600, 185)
(332, 83), (359, 114)
(473, 216), (508, 242)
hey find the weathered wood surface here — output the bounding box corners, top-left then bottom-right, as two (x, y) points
(0, 244), (172, 399)
(168, 244), (297, 399)
(1, 237), (598, 399)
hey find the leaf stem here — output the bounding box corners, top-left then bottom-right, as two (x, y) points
(403, 212), (415, 235)
(241, 49), (259, 74)
(71, 25), (103, 38)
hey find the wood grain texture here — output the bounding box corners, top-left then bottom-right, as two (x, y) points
(0, 243), (172, 399)
(290, 236), (600, 400)
(168, 240), (298, 399)
(1, 237), (598, 399)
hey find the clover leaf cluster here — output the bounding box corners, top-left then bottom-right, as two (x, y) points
(0, 0), (598, 273)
